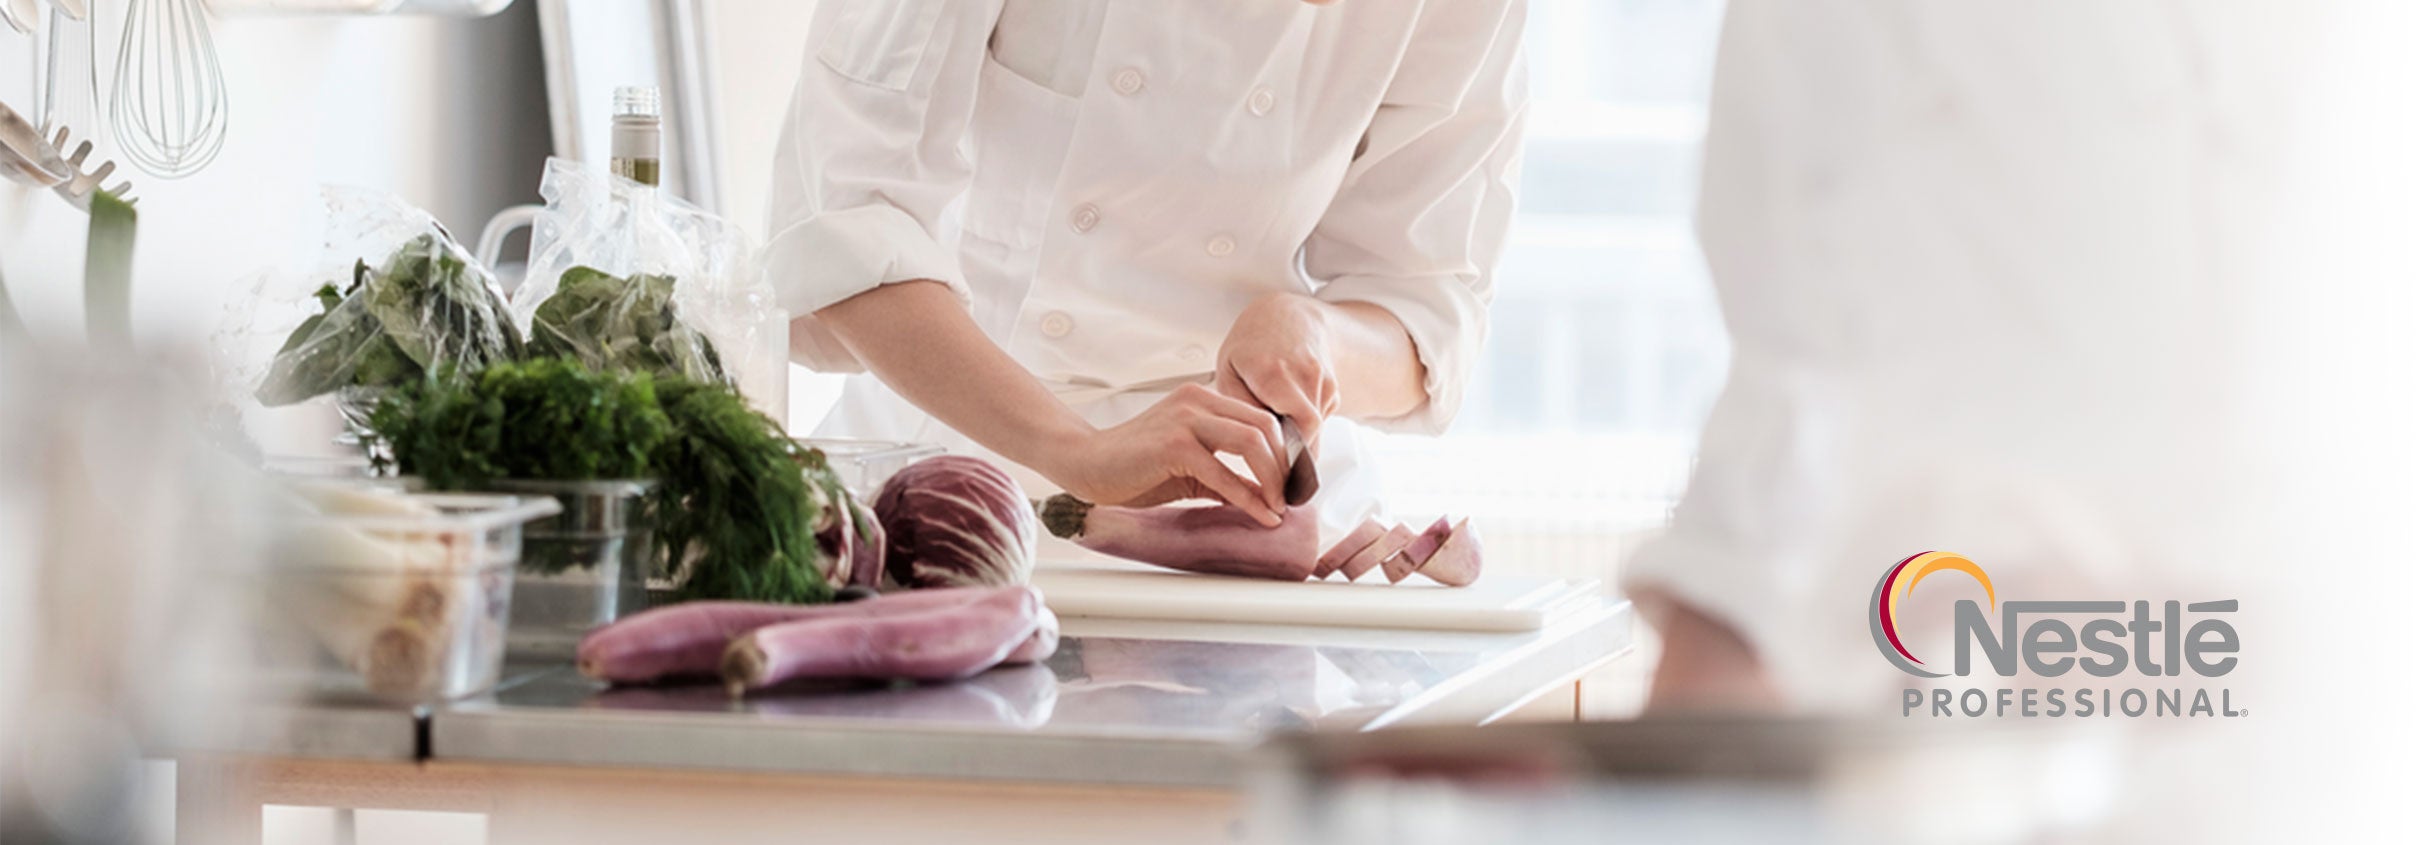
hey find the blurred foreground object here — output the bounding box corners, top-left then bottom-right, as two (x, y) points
(0, 350), (267, 844)
(1254, 717), (2120, 845)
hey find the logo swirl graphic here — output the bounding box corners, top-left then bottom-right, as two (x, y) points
(1869, 552), (1995, 678)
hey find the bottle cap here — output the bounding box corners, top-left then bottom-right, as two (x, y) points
(613, 86), (661, 120)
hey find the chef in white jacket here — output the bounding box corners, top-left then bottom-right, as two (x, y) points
(766, 0), (1525, 532)
(1627, 1), (2311, 712)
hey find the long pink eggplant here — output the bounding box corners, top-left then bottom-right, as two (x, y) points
(1001, 607), (1061, 665)
(1038, 494), (1319, 581)
(577, 588), (998, 684)
(721, 585), (1045, 694)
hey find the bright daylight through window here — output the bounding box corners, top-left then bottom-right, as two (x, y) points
(1368, 0), (1730, 582)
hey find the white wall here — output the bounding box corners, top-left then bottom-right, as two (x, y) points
(0, 5), (547, 346)
(703, 0), (842, 431)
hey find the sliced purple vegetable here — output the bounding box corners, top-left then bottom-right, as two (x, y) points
(720, 585), (1044, 694)
(1039, 494), (1320, 581)
(1316, 518), (1388, 580)
(1339, 523), (1415, 582)
(1385, 517), (1456, 583)
(576, 589), (996, 684)
(1414, 518), (1483, 587)
(876, 456), (1038, 590)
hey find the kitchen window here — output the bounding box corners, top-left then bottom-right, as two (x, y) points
(1365, 0), (1731, 582)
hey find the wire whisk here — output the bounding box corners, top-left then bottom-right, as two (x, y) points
(111, 0), (227, 179)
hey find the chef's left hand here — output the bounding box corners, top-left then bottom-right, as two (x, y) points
(1215, 293), (1342, 442)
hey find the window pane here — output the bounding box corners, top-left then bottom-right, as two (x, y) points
(1372, 0), (1730, 577)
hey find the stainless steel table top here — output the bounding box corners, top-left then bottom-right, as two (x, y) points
(426, 598), (1634, 787)
(167, 698), (426, 762)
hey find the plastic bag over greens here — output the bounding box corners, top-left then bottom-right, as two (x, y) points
(251, 187), (523, 410)
(514, 158), (784, 410)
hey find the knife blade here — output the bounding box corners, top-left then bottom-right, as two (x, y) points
(1279, 417), (1319, 507)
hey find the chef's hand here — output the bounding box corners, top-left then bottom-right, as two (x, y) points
(1215, 293), (1342, 441)
(1050, 383), (1289, 526)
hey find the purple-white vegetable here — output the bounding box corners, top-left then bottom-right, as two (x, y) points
(1000, 607), (1061, 665)
(720, 585), (1045, 694)
(875, 456), (1039, 589)
(1316, 519), (1387, 580)
(576, 589), (996, 684)
(1414, 518), (1483, 586)
(846, 494), (887, 590)
(1039, 494), (1320, 581)
(1384, 517), (1456, 583)
(1339, 523), (1415, 582)
(814, 487), (858, 587)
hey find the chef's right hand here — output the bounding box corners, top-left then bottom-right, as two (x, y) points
(1047, 383), (1289, 526)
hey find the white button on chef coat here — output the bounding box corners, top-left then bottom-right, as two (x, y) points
(1039, 310), (1075, 338)
(1110, 67), (1146, 96)
(766, 0), (1527, 535)
(1248, 88), (1276, 117)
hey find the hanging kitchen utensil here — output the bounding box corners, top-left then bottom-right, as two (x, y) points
(48, 0), (86, 19)
(112, 0), (225, 179)
(0, 98), (70, 186)
(0, 0), (35, 34)
(47, 125), (134, 209)
(41, 0), (97, 136)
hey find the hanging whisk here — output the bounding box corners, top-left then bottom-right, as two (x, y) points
(111, 0), (227, 179)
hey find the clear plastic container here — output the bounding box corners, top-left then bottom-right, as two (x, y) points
(263, 492), (561, 703)
(798, 438), (944, 497)
(489, 479), (659, 660)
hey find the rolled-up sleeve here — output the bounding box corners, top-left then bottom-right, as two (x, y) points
(768, 0), (1004, 372)
(1305, 0), (1528, 434)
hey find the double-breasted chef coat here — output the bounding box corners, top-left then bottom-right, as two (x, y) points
(764, 0), (1528, 537)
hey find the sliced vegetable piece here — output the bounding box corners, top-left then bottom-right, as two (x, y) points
(1039, 494), (1319, 581)
(1339, 523), (1415, 582)
(721, 585), (1043, 694)
(576, 588), (998, 684)
(1397, 517), (1454, 568)
(1385, 517), (1456, 583)
(1414, 518), (1483, 587)
(1315, 519), (1388, 580)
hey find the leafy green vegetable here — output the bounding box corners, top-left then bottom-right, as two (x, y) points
(364, 357), (833, 604)
(365, 358), (669, 488)
(529, 265), (724, 384)
(257, 233), (523, 407)
(649, 376), (834, 605)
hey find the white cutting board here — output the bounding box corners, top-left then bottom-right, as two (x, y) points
(1031, 548), (1601, 633)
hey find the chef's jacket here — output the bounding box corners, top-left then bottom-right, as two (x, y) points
(763, 0), (1527, 534)
(1625, 0), (2303, 710)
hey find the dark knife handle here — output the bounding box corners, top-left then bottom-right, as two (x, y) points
(1280, 417), (1320, 507)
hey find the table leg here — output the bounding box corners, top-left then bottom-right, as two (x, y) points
(174, 758), (263, 845)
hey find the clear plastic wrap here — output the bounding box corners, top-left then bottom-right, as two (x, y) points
(514, 158), (787, 413)
(244, 187), (524, 419)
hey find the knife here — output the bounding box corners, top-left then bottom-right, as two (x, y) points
(1279, 416), (1319, 507)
